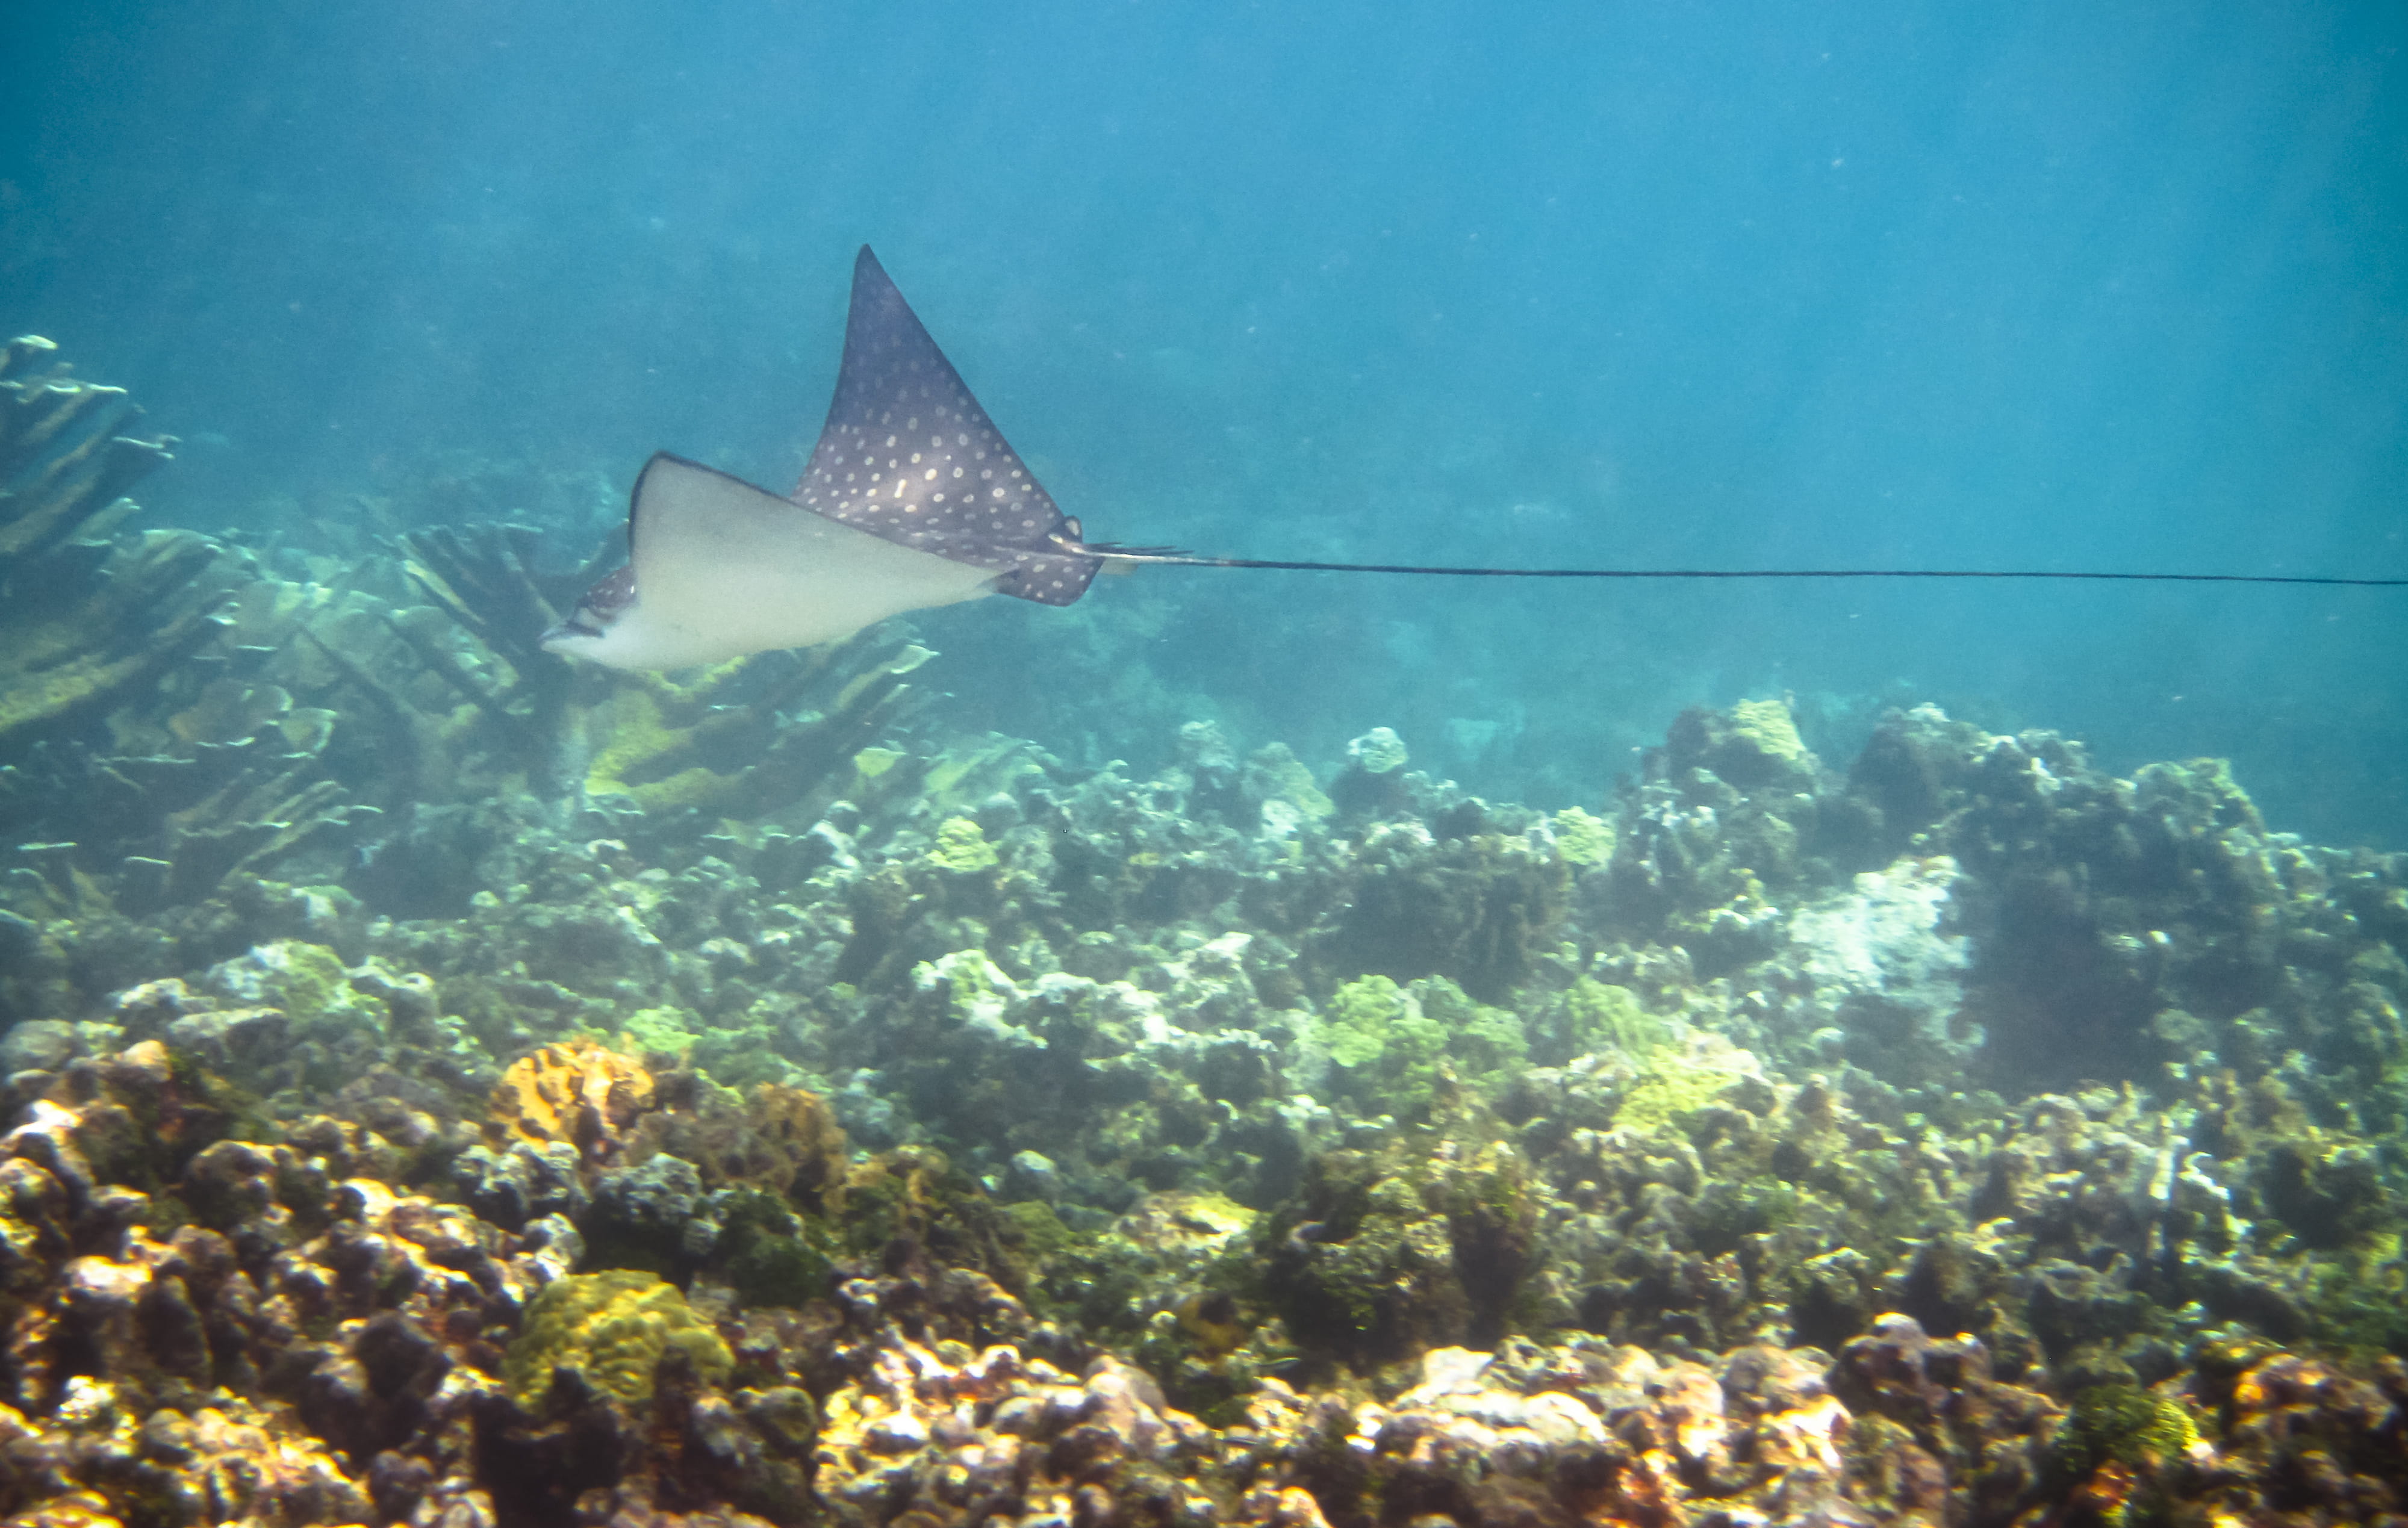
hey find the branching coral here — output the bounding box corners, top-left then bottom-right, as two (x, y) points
(0, 335), (176, 563)
(0, 530), (234, 751)
(0, 340), (208, 745)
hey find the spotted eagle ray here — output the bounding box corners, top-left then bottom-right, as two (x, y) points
(540, 247), (2404, 670)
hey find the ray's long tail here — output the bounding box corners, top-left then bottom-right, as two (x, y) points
(1068, 542), (2408, 588)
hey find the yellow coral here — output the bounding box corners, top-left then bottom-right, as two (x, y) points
(490, 1038), (655, 1163)
(503, 1269), (733, 1408)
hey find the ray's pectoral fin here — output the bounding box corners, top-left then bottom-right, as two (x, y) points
(541, 453), (1001, 671)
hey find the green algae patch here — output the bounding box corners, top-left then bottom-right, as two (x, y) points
(504, 1269), (733, 1409)
(2046, 1383), (2203, 1523)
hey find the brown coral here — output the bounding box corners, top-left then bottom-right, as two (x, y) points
(632, 1082), (850, 1209)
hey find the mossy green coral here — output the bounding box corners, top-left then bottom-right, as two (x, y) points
(238, 940), (350, 1018)
(1347, 727), (1409, 774)
(690, 1007), (800, 1091)
(582, 679), (746, 812)
(1002, 1199), (1079, 1263)
(1417, 978), (1528, 1080)
(1250, 742), (1334, 819)
(1324, 975), (1408, 1070)
(212, 941), (384, 1052)
(918, 948), (1013, 1014)
(503, 1269), (733, 1408)
(913, 730), (1044, 812)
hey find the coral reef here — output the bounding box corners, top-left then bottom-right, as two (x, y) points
(2, 396), (2404, 1524)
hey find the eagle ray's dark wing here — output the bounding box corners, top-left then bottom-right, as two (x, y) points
(790, 247), (1102, 607)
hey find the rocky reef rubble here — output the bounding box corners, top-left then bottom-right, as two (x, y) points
(0, 683), (2398, 1520)
(0, 1031), (2395, 1527)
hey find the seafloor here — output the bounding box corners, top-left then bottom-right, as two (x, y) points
(2, 337), (2405, 1527)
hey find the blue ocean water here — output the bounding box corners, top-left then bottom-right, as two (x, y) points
(4, 1), (2402, 843)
